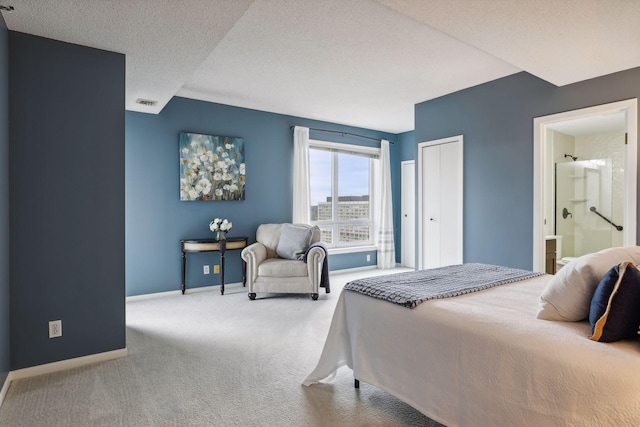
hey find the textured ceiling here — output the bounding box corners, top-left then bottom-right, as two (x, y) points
(377, 0), (640, 87)
(3, 0), (639, 133)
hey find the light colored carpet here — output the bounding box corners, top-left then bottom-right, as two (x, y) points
(0, 268), (444, 426)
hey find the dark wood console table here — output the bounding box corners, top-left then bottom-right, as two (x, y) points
(180, 237), (248, 295)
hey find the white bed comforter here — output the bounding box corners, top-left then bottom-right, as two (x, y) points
(303, 275), (640, 426)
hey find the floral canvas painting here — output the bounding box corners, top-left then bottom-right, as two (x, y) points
(179, 132), (246, 201)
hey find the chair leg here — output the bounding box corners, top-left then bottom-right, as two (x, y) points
(248, 293), (256, 300)
(311, 293), (319, 300)
(354, 378), (360, 389)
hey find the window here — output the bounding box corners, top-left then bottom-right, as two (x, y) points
(309, 140), (379, 248)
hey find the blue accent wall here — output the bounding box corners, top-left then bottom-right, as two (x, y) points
(9, 32), (125, 369)
(415, 70), (640, 270)
(0, 14), (9, 387)
(126, 97), (398, 296)
(397, 131), (415, 161)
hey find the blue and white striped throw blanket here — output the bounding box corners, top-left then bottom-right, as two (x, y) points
(344, 263), (545, 309)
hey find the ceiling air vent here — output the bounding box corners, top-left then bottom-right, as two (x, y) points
(136, 98), (157, 107)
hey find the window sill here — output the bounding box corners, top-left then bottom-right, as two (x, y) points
(327, 245), (377, 255)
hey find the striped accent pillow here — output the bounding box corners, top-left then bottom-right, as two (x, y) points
(589, 262), (640, 342)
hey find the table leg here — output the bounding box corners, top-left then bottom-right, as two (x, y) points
(220, 241), (226, 295)
(181, 251), (186, 294)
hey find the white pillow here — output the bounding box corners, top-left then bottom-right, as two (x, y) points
(536, 246), (640, 321)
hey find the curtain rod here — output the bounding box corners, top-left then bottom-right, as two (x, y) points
(290, 126), (394, 144)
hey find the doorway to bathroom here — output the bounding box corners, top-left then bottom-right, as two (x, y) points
(533, 99), (638, 272)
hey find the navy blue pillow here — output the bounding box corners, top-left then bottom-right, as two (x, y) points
(589, 262), (640, 342)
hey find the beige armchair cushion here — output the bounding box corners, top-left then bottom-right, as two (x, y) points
(258, 258), (308, 277)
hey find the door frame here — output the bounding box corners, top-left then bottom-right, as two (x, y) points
(533, 99), (638, 272)
(417, 135), (464, 270)
(401, 160), (415, 268)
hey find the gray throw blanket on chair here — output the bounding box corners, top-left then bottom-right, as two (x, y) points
(304, 242), (330, 293)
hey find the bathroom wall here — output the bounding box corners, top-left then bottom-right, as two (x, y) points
(551, 130), (576, 258)
(543, 128), (554, 237)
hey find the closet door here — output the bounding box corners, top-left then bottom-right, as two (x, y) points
(419, 137), (463, 269)
(422, 145), (442, 269)
(401, 161), (416, 268)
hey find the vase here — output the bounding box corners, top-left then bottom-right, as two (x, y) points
(217, 231), (226, 241)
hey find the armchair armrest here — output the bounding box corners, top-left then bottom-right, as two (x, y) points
(241, 242), (268, 285)
(305, 246), (326, 289)
(305, 246), (325, 264)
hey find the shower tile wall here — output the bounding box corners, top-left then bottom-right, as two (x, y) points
(552, 129), (625, 259)
(575, 131), (625, 250)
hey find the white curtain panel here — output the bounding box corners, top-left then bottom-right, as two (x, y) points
(375, 139), (395, 268)
(292, 126), (311, 224)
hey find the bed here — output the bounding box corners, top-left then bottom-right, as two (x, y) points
(303, 257), (640, 426)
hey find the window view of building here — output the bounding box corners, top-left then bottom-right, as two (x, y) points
(309, 145), (375, 247)
(315, 196), (370, 242)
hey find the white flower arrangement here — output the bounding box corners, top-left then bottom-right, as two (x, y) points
(209, 218), (232, 237)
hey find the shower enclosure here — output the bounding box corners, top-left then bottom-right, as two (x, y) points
(555, 158), (621, 260)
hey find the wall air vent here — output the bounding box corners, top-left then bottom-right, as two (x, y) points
(136, 98), (158, 106)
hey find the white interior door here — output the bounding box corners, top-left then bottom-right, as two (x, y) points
(422, 147), (442, 268)
(401, 161), (415, 268)
(419, 136), (463, 269)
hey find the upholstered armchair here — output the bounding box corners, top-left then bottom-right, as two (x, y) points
(241, 223), (327, 300)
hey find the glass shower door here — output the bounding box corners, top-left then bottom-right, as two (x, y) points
(556, 159), (616, 259)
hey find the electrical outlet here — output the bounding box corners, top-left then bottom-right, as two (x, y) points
(49, 320), (62, 338)
(203, 265), (210, 275)
(366, 254), (371, 262)
(213, 264), (220, 274)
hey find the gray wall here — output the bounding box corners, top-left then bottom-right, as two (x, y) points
(9, 32), (126, 369)
(415, 69), (640, 270)
(0, 14), (9, 386)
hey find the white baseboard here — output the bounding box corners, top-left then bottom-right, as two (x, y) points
(0, 348), (127, 409)
(330, 264), (411, 276)
(0, 373), (10, 409)
(330, 265), (378, 275)
(126, 282), (244, 302)
(9, 348), (128, 382)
